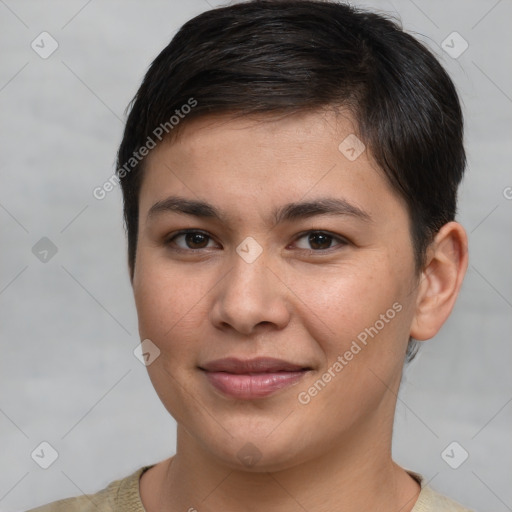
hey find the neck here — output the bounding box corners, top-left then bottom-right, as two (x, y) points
(147, 413), (420, 512)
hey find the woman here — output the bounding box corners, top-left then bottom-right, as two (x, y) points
(29, 1), (473, 510)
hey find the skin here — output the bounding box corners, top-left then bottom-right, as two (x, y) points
(132, 110), (468, 511)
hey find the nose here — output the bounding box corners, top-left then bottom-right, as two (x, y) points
(209, 248), (291, 336)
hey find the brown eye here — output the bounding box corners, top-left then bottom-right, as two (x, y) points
(308, 232), (333, 250)
(184, 232), (209, 249)
(168, 230), (218, 250)
(294, 231), (346, 251)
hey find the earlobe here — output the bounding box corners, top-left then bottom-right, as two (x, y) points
(410, 222), (468, 341)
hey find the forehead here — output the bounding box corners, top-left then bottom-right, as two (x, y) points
(139, 110), (406, 224)
(159, 110), (361, 171)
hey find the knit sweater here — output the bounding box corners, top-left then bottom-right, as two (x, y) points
(27, 466), (474, 511)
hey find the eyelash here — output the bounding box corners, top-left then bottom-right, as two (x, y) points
(165, 229), (348, 254)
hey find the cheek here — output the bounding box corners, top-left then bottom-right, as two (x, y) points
(132, 258), (211, 422)
(289, 261), (403, 344)
(133, 254), (209, 358)
(299, 269), (411, 397)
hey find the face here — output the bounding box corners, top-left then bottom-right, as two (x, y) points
(132, 110), (420, 471)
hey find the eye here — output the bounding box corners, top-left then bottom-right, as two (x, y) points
(292, 231), (347, 251)
(167, 230), (219, 250)
(165, 229), (347, 253)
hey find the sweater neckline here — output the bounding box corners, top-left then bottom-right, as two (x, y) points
(123, 465), (428, 512)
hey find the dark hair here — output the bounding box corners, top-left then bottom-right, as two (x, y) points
(116, 0), (465, 361)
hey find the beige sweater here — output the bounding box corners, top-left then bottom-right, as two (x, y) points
(27, 466), (474, 511)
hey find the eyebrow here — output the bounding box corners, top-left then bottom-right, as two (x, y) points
(147, 195), (372, 225)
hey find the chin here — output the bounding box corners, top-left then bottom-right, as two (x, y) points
(187, 414), (318, 473)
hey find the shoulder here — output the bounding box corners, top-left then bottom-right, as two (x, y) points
(408, 471), (475, 512)
(25, 466), (150, 512)
(414, 485), (475, 511)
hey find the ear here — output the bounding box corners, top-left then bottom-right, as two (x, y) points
(410, 221), (468, 341)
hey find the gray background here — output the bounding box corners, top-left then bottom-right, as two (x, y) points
(1, 0), (511, 510)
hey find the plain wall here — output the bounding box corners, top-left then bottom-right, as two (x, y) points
(0, 1), (511, 510)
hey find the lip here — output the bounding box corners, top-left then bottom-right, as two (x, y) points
(199, 357), (311, 399)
